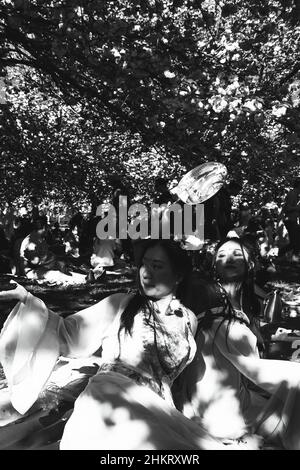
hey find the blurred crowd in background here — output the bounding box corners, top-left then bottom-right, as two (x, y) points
(0, 176), (299, 285)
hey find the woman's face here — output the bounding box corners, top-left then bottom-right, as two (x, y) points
(215, 240), (249, 282)
(139, 244), (180, 299)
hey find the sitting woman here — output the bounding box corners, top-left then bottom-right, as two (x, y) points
(88, 236), (122, 281)
(173, 237), (300, 450)
(20, 217), (85, 285)
(0, 239), (225, 450)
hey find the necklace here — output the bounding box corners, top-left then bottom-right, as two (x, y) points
(151, 295), (184, 317)
(151, 295), (174, 316)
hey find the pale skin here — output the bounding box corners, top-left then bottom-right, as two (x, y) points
(140, 245), (182, 314)
(0, 283), (28, 304)
(214, 240), (252, 311)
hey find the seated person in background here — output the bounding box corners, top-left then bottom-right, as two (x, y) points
(10, 215), (33, 276)
(63, 228), (80, 258)
(227, 200), (252, 238)
(280, 178), (300, 263)
(173, 237), (300, 450)
(46, 222), (65, 256)
(244, 217), (268, 256)
(69, 210), (84, 236)
(264, 218), (276, 251)
(241, 218), (276, 286)
(255, 218), (277, 266)
(19, 217), (85, 284)
(20, 217), (66, 278)
(89, 237), (123, 281)
(215, 181), (242, 240)
(0, 227), (12, 274)
(89, 237), (115, 279)
(78, 215), (97, 259)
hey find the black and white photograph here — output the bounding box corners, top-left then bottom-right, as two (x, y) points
(0, 0), (300, 453)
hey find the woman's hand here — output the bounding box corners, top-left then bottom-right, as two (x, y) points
(0, 282), (28, 303)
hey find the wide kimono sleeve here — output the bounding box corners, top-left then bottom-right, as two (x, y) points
(0, 291), (129, 415)
(210, 319), (300, 394)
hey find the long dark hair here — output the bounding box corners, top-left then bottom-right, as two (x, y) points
(212, 237), (260, 319)
(119, 239), (193, 335)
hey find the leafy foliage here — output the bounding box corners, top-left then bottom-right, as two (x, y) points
(0, 0), (299, 208)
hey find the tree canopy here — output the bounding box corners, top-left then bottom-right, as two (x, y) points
(0, 0), (299, 208)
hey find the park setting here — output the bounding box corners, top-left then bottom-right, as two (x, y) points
(0, 0), (300, 451)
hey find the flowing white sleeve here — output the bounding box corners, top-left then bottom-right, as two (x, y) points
(211, 319), (300, 394)
(0, 291), (129, 414)
(0, 293), (60, 414)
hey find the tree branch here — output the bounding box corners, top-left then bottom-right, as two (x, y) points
(0, 58), (35, 67)
(278, 62), (300, 86)
(3, 23), (153, 139)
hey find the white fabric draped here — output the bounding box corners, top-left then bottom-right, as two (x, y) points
(0, 292), (129, 415)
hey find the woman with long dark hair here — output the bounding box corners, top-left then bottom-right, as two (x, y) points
(174, 237), (300, 450)
(0, 239), (224, 450)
